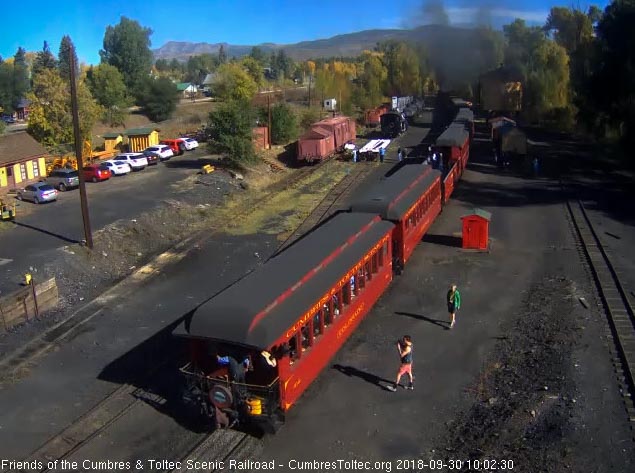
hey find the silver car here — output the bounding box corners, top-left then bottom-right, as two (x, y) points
(17, 182), (58, 204)
(46, 168), (80, 191)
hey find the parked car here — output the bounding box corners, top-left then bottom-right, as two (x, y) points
(114, 153), (148, 171)
(102, 160), (132, 175)
(16, 183), (58, 204)
(160, 139), (186, 156)
(144, 145), (174, 161)
(82, 164), (112, 182)
(1, 115), (15, 124)
(46, 168), (80, 191)
(142, 150), (160, 165)
(182, 138), (199, 150)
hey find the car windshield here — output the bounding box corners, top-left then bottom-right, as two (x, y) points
(67, 171), (79, 177)
(38, 184), (54, 191)
(114, 161), (125, 165)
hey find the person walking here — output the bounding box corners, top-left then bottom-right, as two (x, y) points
(387, 335), (414, 391)
(379, 146), (385, 163)
(352, 148), (358, 163)
(447, 284), (461, 329)
(397, 147), (403, 162)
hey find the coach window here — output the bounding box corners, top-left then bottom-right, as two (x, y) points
(378, 246), (384, 267)
(334, 289), (343, 315)
(371, 251), (378, 274)
(343, 279), (352, 305)
(301, 323), (313, 350)
(288, 332), (300, 363)
(365, 260), (372, 281)
(324, 300), (333, 326)
(314, 309), (324, 337)
(357, 269), (365, 290)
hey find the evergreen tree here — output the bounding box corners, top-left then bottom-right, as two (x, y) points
(58, 35), (79, 80)
(12, 47), (30, 108)
(32, 41), (58, 77)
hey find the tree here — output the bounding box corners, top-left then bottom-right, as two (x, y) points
(590, 0), (635, 147)
(241, 56), (265, 88)
(32, 41), (57, 77)
(12, 47), (29, 109)
(218, 45), (227, 65)
(378, 41), (421, 96)
(27, 68), (101, 147)
(100, 17), (153, 94)
(58, 36), (79, 81)
(0, 60), (14, 112)
(135, 77), (180, 122)
(249, 46), (267, 66)
(86, 64), (129, 126)
(213, 63), (258, 101)
(270, 103), (298, 144)
(207, 99), (256, 165)
(272, 49), (293, 81)
(502, 18), (571, 123)
(185, 54), (216, 83)
(353, 51), (387, 110)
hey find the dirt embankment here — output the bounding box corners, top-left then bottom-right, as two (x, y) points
(438, 277), (600, 472)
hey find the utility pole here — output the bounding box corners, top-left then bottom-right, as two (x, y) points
(308, 75), (311, 108)
(69, 43), (93, 249)
(267, 93), (272, 149)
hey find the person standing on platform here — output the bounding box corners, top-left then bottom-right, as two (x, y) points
(397, 148), (403, 162)
(447, 284), (461, 329)
(379, 146), (385, 163)
(352, 148), (358, 163)
(387, 336), (414, 391)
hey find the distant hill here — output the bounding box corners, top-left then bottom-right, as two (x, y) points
(153, 25), (505, 88)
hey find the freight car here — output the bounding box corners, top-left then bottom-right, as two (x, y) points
(177, 98), (472, 432)
(297, 116), (356, 163)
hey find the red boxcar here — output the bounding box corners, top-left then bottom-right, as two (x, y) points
(297, 127), (335, 163)
(175, 213), (394, 431)
(364, 104), (390, 126)
(351, 164), (443, 267)
(316, 116), (356, 150)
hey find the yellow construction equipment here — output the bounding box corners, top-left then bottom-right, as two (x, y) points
(1, 199), (16, 221)
(201, 164), (215, 174)
(46, 155), (78, 175)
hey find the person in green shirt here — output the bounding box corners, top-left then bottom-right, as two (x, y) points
(447, 284), (461, 329)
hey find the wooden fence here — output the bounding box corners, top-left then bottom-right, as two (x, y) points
(0, 277), (58, 332)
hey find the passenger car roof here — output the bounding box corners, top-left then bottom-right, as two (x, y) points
(350, 165), (441, 220)
(175, 213), (394, 349)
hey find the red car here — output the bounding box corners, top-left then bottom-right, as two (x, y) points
(82, 164), (112, 182)
(160, 139), (186, 156)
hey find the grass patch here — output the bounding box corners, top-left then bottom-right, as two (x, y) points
(212, 160), (349, 236)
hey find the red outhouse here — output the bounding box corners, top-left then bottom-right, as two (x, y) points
(461, 208), (491, 250)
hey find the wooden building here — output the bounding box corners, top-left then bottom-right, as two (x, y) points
(0, 132), (48, 192)
(124, 128), (160, 152)
(103, 132), (124, 153)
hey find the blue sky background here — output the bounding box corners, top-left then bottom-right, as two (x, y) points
(0, 0), (610, 65)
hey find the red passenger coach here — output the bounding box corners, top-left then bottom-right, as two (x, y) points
(436, 125), (470, 172)
(175, 213), (394, 431)
(350, 164), (442, 267)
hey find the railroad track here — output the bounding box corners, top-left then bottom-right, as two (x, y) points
(274, 162), (376, 255)
(9, 384), (145, 473)
(566, 198), (635, 424)
(168, 430), (261, 473)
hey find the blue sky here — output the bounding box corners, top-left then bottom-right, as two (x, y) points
(0, 0), (610, 65)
